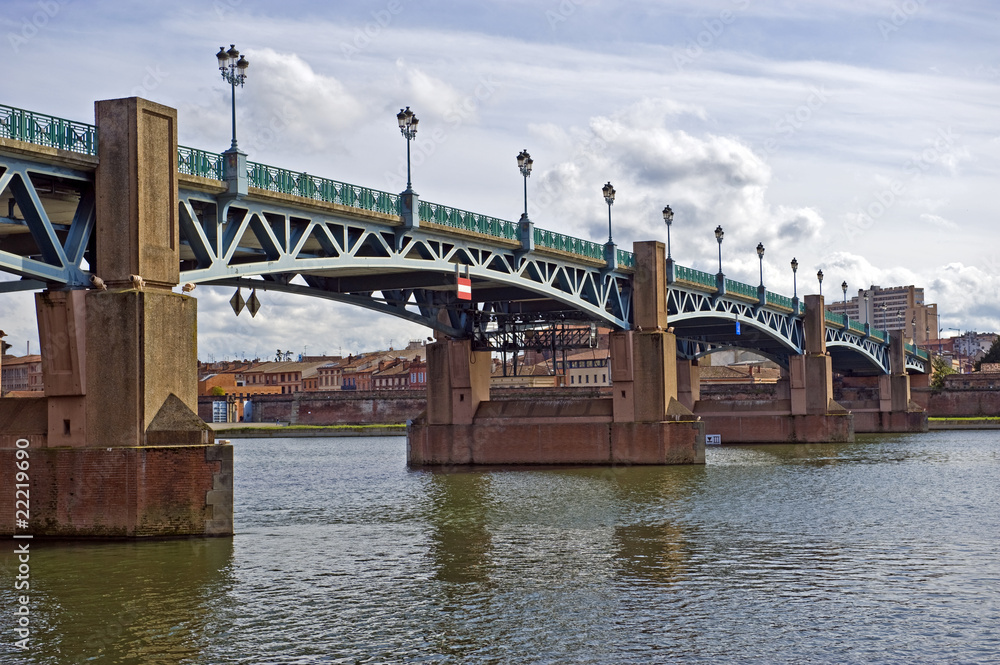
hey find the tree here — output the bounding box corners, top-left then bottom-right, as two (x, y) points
(210, 386), (226, 396)
(931, 354), (956, 389)
(974, 337), (1000, 371)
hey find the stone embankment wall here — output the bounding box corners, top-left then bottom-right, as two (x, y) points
(198, 384), (1000, 423)
(910, 388), (1000, 417)
(198, 387), (609, 425)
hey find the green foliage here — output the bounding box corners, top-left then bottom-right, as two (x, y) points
(210, 386), (226, 396)
(974, 337), (1000, 371)
(931, 354), (956, 389)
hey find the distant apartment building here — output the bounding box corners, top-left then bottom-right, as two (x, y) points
(242, 360), (332, 394)
(371, 359), (411, 390)
(553, 349), (610, 387)
(950, 331), (997, 358)
(1, 354), (43, 394)
(826, 284), (938, 344)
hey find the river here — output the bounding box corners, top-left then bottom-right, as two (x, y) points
(2, 430), (999, 664)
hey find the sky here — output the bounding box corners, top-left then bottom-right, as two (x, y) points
(1, 0), (998, 360)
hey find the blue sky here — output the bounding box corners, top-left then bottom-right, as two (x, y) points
(2, 0), (998, 359)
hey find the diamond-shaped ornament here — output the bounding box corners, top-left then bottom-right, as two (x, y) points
(247, 289), (261, 318)
(230, 288), (245, 316)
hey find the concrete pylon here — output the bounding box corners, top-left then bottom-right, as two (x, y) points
(3, 98), (230, 538)
(84, 98), (208, 447)
(425, 338), (491, 426)
(790, 294), (838, 416)
(676, 358), (700, 411)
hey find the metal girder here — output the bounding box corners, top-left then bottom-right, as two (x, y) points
(177, 190), (632, 332)
(905, 354), (929, 374)
(0, 156), (94, 287)
(826, 326), (891, 374)
(667, 287), (804, 356)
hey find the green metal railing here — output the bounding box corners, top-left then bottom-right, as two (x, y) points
(870, 328), (886, 342)
(825, 310), (846, 327)
(725, 278), (758, 300)
(249, 161), (400, 216)
(616, 249), (635, 269)
(177, 146), (224, 180)
(0, 103), (97, 155)
(848, 319), (866, 334)
(766, 291), (793, 310)
(905, 343), (930, 360)
(419, 200), (517, 239)
(533, 228), (604, 260)
(673, 265), (716, 289)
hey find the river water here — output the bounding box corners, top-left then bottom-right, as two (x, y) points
(2, 430), (999, 664)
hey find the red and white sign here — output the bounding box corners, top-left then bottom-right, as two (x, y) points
(457, 276), (472, 301)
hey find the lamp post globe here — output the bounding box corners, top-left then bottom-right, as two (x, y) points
(817, 269), (824, 296)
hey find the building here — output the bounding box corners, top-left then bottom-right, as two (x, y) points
(242, 360), (332, 394)
(1, 354), (43, 394)
(490, 359), (561, 388)
(950, 331), (997, 359)
(826, 284), (938, 344)
(408, 356), (427, 389)
(554, 349), (611, 387)
(371, 359), (411, 390)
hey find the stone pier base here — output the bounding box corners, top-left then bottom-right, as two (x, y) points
(846, 408), (928, 434)
(408, 398), (704, 466)
(0, 442), (232, 538)
(695, 401), (854, 444)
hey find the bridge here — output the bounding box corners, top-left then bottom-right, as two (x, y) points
(0, 102), (929, 373)
(0, 97), (929, 539)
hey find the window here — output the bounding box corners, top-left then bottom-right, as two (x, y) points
(571, 375), (575, 384)
(585, 375), (589, 383)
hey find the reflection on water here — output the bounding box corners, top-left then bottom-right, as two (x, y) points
(0, 538), (233, 664)
(1, 431), (998, 663)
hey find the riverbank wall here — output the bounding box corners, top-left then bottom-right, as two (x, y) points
(198, 383), (1000, 427)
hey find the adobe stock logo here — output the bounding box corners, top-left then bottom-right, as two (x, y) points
(7, 0), (69, 54)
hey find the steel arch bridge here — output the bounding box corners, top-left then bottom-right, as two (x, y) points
(0, 102), (930, 374)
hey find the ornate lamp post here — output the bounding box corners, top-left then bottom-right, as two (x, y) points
(663, 205), (675, 282)
(517, 149), (533, 220)
(817, 269), (824, 296)
(714, 225), (725, 293)
(790, 257), (799, 313)
(602, 182), (616, 243)
(396, 106), (419, 193)
(842, 280), (849, 324)
(715, 226), (724, 274)
(756, 243), (765, 286)
(601, 182), (616, 267)
(755, 242), (766, 302)
(216, 45), (249, 198)
(663, 205), (674, 259)
(516, 149), (535, 253)
(216, 44), (249, 150)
